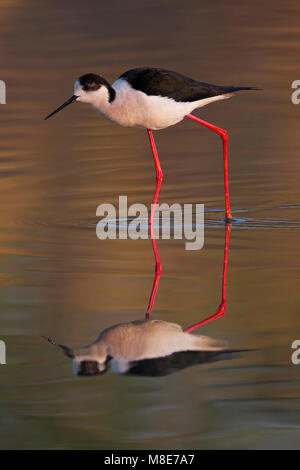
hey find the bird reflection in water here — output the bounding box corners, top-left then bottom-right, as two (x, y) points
(44, 224), (245, 377)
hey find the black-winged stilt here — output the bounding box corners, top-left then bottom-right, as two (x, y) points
(45, 67), (258, 222)
(42, 224), (233, 376)
(43, 320), (228, 376)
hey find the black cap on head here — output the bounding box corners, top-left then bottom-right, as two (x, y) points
(76, 360), (107, 377)
(78, 73), (116, 102)
(79, 73), (109, 92)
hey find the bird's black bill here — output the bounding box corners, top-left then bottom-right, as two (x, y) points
(44, 95), (78, 120)
(42, 336), (75, 358)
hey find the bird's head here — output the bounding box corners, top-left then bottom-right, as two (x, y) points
(74, 73), (113, 104)
(72, 343), (110, 377)
(44, 73), (115, 120)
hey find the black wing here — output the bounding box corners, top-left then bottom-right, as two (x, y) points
(124, 349), (241, 377)
(120, 67), (257, 103)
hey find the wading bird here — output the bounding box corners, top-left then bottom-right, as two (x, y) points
(43, 225), (237, 377)
(43, 320), (231, 377)
(45, 67), (258, 222)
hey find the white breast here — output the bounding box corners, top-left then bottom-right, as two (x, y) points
(95, 79), (230, 131)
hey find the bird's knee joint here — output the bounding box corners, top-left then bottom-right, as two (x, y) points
(156, 172), (163, 183)
(156, 263), (162, 275)
(219, 129), (227, 139)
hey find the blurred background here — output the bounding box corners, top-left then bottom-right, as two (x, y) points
(0, 0), (300, 449)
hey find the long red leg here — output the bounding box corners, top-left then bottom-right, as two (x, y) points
(147, 129), (163, 230)
(145, 129), (163, 319)
(186, 114), (233, 222)
(184, 223), (231, 332)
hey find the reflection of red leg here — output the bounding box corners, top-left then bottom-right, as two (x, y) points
(186, 114), (232, 222)
(184, 223), (231, 332)
(145, 130), (163, 319)
(145, 237), (162, 319)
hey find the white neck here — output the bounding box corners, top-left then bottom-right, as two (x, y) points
(87, 79), (142, 127)
(89, 86), (112, 116)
